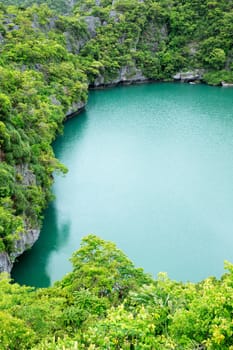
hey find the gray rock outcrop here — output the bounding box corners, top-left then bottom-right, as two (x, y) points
(11, 228), (40, 261)
(15, 164), (36, 186)
(221, 81), (233, 87)
(0, 253), (12, 273)
(65, 100), (86, 118)
(93, 65), (148, 87)
(84, 16), (101, 37)
(0, 228), (40, 274)
(64, 31), (87, 53)
(0, 163), (40, 274)
(173, 70), (203, 82)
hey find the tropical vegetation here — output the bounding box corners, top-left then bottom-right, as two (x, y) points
(0, 0), (233, 348)
(1, 235), (233, 349)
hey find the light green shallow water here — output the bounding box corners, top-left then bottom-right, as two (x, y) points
(12, 83), (233, 287)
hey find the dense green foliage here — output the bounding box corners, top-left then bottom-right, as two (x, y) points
(0, 3), (89, 254)
(1, 235), (233, 349)
(0, 0), (233, 257)
(0, 0), (73, 13)
(0, 0), (233, 348)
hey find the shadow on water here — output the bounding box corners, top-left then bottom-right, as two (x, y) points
(12, 111), (89, 288)
(11, 203), (65, 287)
(53, 107), (89, 157)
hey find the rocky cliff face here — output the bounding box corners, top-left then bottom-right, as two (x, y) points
(93, 65), (148, 87)
(11, 228), (40, 259)
(0, 101), (86, 274)
(0, 253), (12, 273)
(65, 100), (87, 117)
(173, 70), (204, 83)
(0, 164), (41, 273)
(0, 228), (40, 274)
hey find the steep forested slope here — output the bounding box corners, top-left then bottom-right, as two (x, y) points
(0, 4), (90, 269)
(1, 0), (233, 271)
(0, 1), (233, 347)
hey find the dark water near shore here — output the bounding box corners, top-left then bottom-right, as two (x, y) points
(12, 83), (233, 287)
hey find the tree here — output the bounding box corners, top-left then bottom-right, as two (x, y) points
(205, 48), (226, 69)
(60, 235), (152, 304)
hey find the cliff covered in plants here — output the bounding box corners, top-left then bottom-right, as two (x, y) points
(0, 0), (233, 348)
(1, 0), (233, 270)
(1, 0), (233, 268)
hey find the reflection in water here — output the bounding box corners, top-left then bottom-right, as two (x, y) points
(12, 203), (65, 287)
(54, 110), (89, 158)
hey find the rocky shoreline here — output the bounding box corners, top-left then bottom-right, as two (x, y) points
(0, 228), (40, 273)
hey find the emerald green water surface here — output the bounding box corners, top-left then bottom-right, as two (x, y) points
(12, 83), (233, 287)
